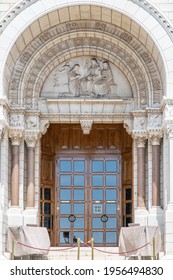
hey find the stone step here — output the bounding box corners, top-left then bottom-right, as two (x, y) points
(43, 247), (126, 260)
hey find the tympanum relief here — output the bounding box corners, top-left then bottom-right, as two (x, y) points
(41, 57), (132, 99)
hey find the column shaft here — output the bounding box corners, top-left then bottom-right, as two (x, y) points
(152, 145), (160, 206)
(11, 145), (20, 206)
(137, 146), (145, 208)
(26, 147), (35, 207)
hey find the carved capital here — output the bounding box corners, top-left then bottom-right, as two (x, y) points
(25, 135), (38, 148)
(132, 131), (147, 148)
(148, 129), (163, 145)
(9, 129), (23, 145)
(80, 120), (93, 135)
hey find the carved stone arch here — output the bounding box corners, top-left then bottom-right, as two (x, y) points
(7, 18), (163, 111)
(0, 1), (171, 106)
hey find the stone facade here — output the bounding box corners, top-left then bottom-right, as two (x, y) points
(0, 0), (173, 259)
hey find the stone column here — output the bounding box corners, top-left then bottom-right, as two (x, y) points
(10, 135), (22, 206)
(150, 135), (161, 207)
(24, 134), (38, 226)
(134, 135), (148, 225)
(25, 135), (38, 208)
(8, 129), (23, 227)
(148, 133), (163, 230)
(136, 137), (146, 208)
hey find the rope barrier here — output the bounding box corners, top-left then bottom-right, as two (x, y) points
(16, 241), (78, 252)
(13, 229), (157, 256)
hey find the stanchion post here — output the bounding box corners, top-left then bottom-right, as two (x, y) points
(77, 238), (80, 260)
(91, 237), (94, 260)
(11, 237), (15, 260)
(152, 237), (156, 260)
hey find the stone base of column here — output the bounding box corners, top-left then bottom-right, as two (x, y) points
(165, 204), (173, 255)
(134, 208), (148, 225)
(148, 207), (164, 226)
(23, 208), (38, 226)
(7, 207), (23, 226)
(148, 207), (164, 252)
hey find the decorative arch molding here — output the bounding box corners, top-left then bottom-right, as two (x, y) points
(1, 0), (173, 40)
(8, 18), (162, 111)
(0, 0), (172, 106)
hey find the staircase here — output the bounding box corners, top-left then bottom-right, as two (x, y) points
(41, 247), (125, 260)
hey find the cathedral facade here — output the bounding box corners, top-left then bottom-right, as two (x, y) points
(0, 0), (173, 258)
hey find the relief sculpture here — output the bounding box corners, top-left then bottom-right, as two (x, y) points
(41, 56), (132, 99)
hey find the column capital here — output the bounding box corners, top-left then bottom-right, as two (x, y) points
(9, 129), (23, 145)
(148, 129), (163, 145)
(24, 131), (40, 148)
(132, 132), (147, 148)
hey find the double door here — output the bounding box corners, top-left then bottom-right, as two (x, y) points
(56, 156), (121, 246)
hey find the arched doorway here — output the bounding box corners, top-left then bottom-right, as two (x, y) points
(40, 124), (133, 246)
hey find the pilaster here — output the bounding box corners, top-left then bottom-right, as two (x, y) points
(163, 122), (173, 254)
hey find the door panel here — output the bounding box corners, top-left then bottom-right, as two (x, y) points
(56, 156), (120, 246)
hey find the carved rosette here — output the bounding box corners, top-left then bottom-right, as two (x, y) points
(80, 120), (93, 135)
(9, 129), (23, 145)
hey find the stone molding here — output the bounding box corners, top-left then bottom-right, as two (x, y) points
(0, 0), (38, 34)
(80, 120), (93, 135)
(8, 18), (162, 110)
(0, 0), (173, 42)
(9, 129), (23, 145)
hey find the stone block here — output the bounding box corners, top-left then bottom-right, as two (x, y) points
(23, 209), (38, 226)
(7, 208), (23, 226)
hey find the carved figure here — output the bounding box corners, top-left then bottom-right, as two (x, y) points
(80, 58), (100, 94)
(93, 61), (115, 97)
(68, 64), (81, 97)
